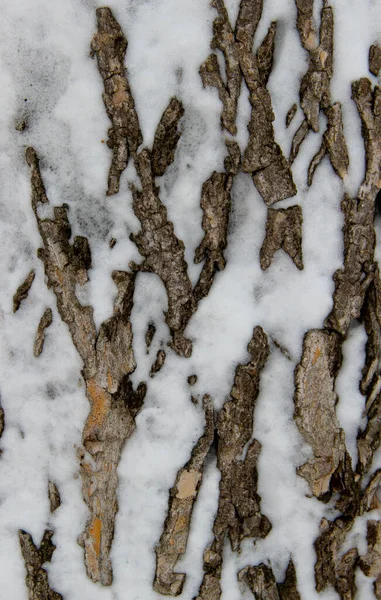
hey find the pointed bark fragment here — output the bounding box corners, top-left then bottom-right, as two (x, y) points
(294, 0), (317, 52)
(256, 21), (276, 87)
(193, 141), (240, 303)
(48, 481), (61, 513)
(286, 104), (297, 128)
(260, 206), (303, 271)
(239, 559), (301, 600)
(145, 323), (156, 353)
(359, 269), (381, 396)
(293, 329), (352, 499)
(152, 98), (184, 177)
(369, 44), (381, 77)
(154, 396), (214, 596)
(19, 529), (62, 600)
(33, 308), (53, 358)
(196, 327), (271, 600)
(13, 269), (35, 313)
(26, 148), (146, 586)
(150, 349), (166, 378)
(289, 118), (309, 165)
(130, 149), (195, 357)
(91, 7), (142, 195)
(238, 44), (297, 205)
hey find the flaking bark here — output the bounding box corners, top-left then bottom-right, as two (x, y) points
(286, 104), (297, 128)
(238, 559), (300, 600)
(369, 44), (381, 77)
(260, 206), (303, 271)
(13, 269), (35, 313)
(152, 98), (184, 177)
(19, 529), (62, 600)
(150, 349), (166, 378)
(90, 7), (142, 195)
(360, 521), (381, 598)
(291, 1), (349, 184)
(153, 396), (214, 596)
(193, 141), (240, 303)
(145, 323), (156, 353)
(33, 308), (53, 358)
(195, 327), (271, 600)
(26, 147), (146, 586)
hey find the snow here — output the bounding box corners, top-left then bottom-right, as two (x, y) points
(0, 0), (380, 598)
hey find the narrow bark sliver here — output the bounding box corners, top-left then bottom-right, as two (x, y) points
(239, 559), (301, 600)
(153, 396), (215, 596)
(260, 206), (303, 271)
(195, 326), (271, 600)
(26, 147), (146, 586)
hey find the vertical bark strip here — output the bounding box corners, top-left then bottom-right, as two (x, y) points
(33, 308), (53, 357)
(26, 147), (146, 586)
(90, 7), (142, 195)
(195, 327), (271, 600)
(19, 529), (62, 600)
(291, 1), (349, 185)
(154, 396), (215, 596)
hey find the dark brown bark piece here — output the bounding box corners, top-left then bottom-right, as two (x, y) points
(13, 269), (35, 313)
(33, 308), (53, 358)
(260, 206), (303, 271)
(154, 396), (214, 596)
(91, 7), (142, 195)
(48, 481), (61, 513)
(200, 0), (242, 135)
(19, 529), (62, 600)
(152, 98), (184, 177)
(314, 517), (354, 595)
(145, 323), (156, 353)
(360, 269), (381, 397)
(325, 79), (381, 337)
(308, 102), (349, 186)
(188, 374), (197, 387)
(369, 44), (381, 77)
(294, 329), (350, 499)
(150, 349), (166, 378)
(289, 118), (309, 165)
(234, 0), (263, 53)
(238, 43), (297, 206)
(256, 21), (276, 87)
(26, 147), (146, 586)
(286, 104), (297, 128)
(360, 520), (381, 578)
(130, 149), (195, 358)
(193, 141), (239, 303)
(196, 327), (271, 600)
(239, 559), (300, 600)
(357, 393), (381, 477)
(335, 548), (359, 600)
(294, 0), (317, 52)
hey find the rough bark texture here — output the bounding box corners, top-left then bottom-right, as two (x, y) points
(294, 329), (349, 499)
(196, 327), (271, 600)
(91, 8), (196, 357)
(145, 323), (156, 353)
(238, 29), (297, 205)
(19, 529), (62, 600)
(193, 141), (240, 303)
(129, 149), (195, 358)
(90, 7), (142, 195)
(33, 308), (53, 358)
(13, 269), (35, 313)
(286, 104), (297, 128)
(239, 559), (300, 600)
(260, 206), (303, 271)
(291, 1), (349, 185)
(154, 396), (214, 596)
(26, 147), (146, 586)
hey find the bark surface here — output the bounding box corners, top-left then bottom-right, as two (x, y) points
(19, 529), (62, 600)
